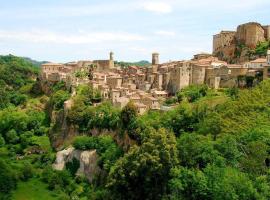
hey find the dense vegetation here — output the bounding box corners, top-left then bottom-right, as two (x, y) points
(1, 54), (270, 200)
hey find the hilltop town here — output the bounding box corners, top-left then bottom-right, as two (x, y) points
(41, 22), (270, 114)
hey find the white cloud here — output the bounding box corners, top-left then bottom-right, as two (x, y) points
(0, 30), (145, 44)
(155, 30), (176, 37)
(142, 1), (172, 14)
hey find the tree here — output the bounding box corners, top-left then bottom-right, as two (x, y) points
(66, 158), (80, 177)
(177, 84), (208, 103)
(0, 159), (17, 199)
(177, 133), (222, 169)
(198, 111), (222, 140)
(50, 90), (70, 110)
(255, 41), (269, 56)
(162, 103), (196, 136)
(240, 141), (269, 176)
(168, 165), (258, 200)
(203, 166), (258, 200)
(6, 129), (19, 144)
(167, 167), (208, 200)
(120, 102), (137, 129)
(107, 128), (178, 200)
(21, 163), (34, 181)
(0, 136), (5, 147)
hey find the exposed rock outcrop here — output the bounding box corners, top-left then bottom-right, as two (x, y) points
(53, 147), (101, 182)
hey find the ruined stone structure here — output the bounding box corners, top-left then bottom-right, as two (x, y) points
(236, 22), (266, 48)
(213, 31), (236, 53)
(213, 22), (270, 62)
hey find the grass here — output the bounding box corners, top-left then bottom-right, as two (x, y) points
(12, 178), (61, 200)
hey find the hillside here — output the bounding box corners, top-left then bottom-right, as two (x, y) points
(22, 57), (48, 67)
(0, 55), (40, 109)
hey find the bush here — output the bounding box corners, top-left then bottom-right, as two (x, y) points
(73, 135), (122, 171)
(0, 159), (17, 198)
(21, 163), (34, 181)
(0, 136), (5, 147)
(50, 90), (70, 110)
(6, 129), (19, 144)
(177, 84), (208, 103)
(66, 158), (80, 177)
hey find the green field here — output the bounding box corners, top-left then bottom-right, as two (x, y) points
(12, 178), (60, 200)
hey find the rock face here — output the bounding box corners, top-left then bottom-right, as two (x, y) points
(53, 147), (101, 182)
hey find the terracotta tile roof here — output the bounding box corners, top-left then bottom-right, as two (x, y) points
(250, 58), (267, 63)
(42, 62), (63, 66)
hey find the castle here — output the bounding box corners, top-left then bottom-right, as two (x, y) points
(213, 22), (270, 62)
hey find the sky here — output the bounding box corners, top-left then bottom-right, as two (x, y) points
(0, 0), (269, 63)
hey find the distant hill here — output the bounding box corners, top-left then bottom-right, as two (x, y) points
(115, 60), (151, 67)
(0, 55), (39, 88)
(22, 57), (48, 67)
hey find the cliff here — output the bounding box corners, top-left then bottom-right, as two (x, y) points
(48, 98), (135, 151)
(53, 147), (101, 182)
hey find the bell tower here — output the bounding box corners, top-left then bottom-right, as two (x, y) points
(152, 52), (159, 65)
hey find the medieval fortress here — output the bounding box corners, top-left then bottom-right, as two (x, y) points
(213, 22), (270, 62)
(41, 22), (270, 114)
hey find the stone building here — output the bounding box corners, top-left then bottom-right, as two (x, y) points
(213, 22), (270, 62)
(93, 52), (115, 72)
(152, 52), (159, 65)
(213, 31), (236, 54)
(263, 50), (270, 80)
(244, 58), (267, 68)
(236, 22), (266, 48)
(41, 51), (267, 114)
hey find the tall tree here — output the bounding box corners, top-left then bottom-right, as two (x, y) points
(107, 128), (178, 200)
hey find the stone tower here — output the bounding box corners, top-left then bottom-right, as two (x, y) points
(110, 51), (114, 61)
(236, 22), (266, 48)
(152, 53), (159, 65)
(109, 51), (114, 68)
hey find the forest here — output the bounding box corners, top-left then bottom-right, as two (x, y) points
(1, 55), (270, 200)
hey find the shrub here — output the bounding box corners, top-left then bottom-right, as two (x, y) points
(66, 158), (80, 177)
(50, 90), (70, 110)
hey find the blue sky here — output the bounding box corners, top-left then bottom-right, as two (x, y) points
(0, 0), (269, 63)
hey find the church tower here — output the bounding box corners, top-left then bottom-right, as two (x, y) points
(152, 52), (159, 65)
(109, 51), (114, 68)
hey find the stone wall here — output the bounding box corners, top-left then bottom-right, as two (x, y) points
(213, 22), (269, 63)
(213, 31), (236, 53)
(236, 22), (265, 48)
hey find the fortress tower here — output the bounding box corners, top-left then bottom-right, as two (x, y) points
(152, 52), (159, 65)
(110, 51), (114, 61)
(109, 51), (114, 68)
